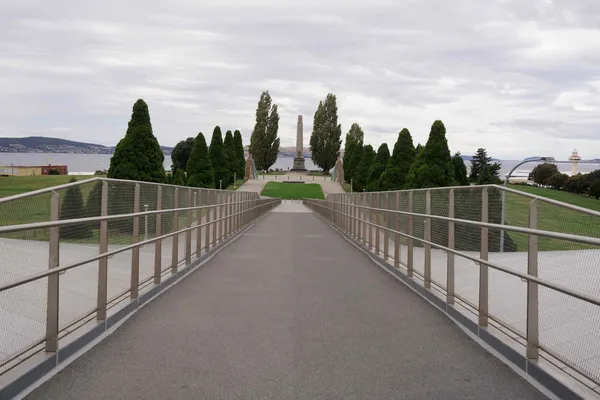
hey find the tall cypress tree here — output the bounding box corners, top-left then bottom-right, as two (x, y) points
(379, 128), (415, 190)
(209, 126), (230, 189)
(405, 120), (454, 189)
(233, 130), (245, 180)
(354, 145), (376, 192)
(108, 99), (165, 182)
(367, 143), (390, 191)
(223, 130), (238, 180)
(452, 152), (470, 186)
(342, 123), (364, 182)
(309, 93), (342, 173)
(249, 91), (280, 171)
(186, 132), (215, 188)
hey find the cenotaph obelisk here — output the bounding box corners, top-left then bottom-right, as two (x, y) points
(291, 115), (307, 171)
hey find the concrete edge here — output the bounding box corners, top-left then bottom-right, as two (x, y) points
(307, 209), (597, 400)
(0, 210), (275, 400)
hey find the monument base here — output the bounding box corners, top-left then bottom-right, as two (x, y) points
(291, 157), (307, 171)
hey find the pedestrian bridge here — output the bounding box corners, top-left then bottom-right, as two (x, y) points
(1, 179), (599, 399)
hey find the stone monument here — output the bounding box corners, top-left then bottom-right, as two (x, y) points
(291, 115), (307, 171)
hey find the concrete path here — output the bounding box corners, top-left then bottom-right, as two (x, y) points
(27, 207), (546, 400)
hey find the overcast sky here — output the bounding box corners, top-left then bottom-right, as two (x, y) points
(1, 0), (599, 160)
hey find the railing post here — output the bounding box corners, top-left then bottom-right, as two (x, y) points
(97, 181), (109, 321)
(394, 191), (400, 269)
(185, 188), (192, 265)
(212, 191), (217, 246)
(45, 191), (60, 352)
(407, 191), (414, 277)
(131, 183), (140, 299)
(154, 186), (162, 284)
(527, 199), (539, 359)
(479, 187), (489, 327)
(375, 192), (380, 255)
(205, 191), (212, 253)
(227, 192), (232, 236)
(171, 187), (179, 274)
(218, 191), (224, 241)
(424, 190), (432, 289)
(447, 189), (455, 304)
(368, 193), (373, 250)
(384, 192), (389, 260)
(196, 191), (202, 257)
(362, 193), (367, 244)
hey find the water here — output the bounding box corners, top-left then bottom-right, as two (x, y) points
(0, 153), (598, 177)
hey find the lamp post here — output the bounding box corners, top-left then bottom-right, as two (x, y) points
(499, 156), (549, 252)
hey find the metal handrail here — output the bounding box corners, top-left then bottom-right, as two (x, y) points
(336, 184), (600, 218)
(0, 176), (254, 204)
(0, 199), (261, 234)
(304, 199), (600, 308)
(313, 199), (600, 247)
(0, 199), (280, 293)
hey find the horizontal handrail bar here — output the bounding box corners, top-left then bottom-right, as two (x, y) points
(0, 198), (265, 234)
(328, 184), (600, 218)
(312, 199), (600, 247)
(304, 199), (600, 308)
(0, 177), (258, 204)
(0, 199), (280, 293)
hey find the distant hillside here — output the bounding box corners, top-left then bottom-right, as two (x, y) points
(0, 136), (173, 155)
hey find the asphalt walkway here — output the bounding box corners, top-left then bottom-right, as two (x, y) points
(26, 204), (546, 400)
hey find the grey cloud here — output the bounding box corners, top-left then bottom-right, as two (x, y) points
(1, 0), (599, 160)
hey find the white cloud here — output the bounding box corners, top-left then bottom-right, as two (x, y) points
(0, 0), (599, 160)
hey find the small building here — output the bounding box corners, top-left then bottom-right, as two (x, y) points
(0, 165), (68, 176)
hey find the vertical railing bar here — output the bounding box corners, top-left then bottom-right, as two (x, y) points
(97, 181), (109, 321)
(424, 190), (432, 289)
(447, 189), (455, 304)
(394, 191), (400, 269)
(407, 191), (414, 277)
(479, 187), (489, 327)
(171, 187), (179, 274)
(45, 191), (60, 352)
(185, 188), (192, 265)
(526, 199), (539, 359)
(131, 183), (140, 298)
(154, 186), (162, 284)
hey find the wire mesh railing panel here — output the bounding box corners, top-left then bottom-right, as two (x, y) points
(536, 203), (600, 298)
(0, 194), (52, 287)
(138, 183), (159, 282)
(452, 186), (484, 307)
(500, 189), (530, 252)
(539, 287), (600, 384)
(160, 186), (175, 273)
(177, 189), (189, 264)
(430, 190), (449, 289)
(411, 191), (427, 275)
(0, 280), (47, 366)
(54, 181), (102, 328)
(397, 191), (409, 266)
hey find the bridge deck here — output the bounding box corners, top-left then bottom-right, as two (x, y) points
(26, 204), (546, 400)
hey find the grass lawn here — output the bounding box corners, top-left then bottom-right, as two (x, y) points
(260, 181), (325, 199)
(504, 184), (600, 251)
(0, 175), (94, 198)
(507, 184), (600, 211)
(342, 182), (352, 192)
(226, 179), (248, 190)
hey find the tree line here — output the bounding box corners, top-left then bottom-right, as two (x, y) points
(343, 121), (501, 192)
(107, 99), (246, 189)
(528, 163), (600, 199)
